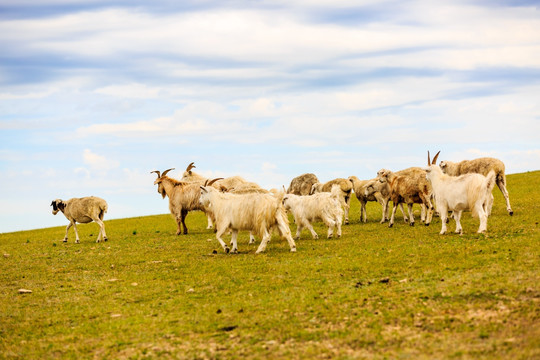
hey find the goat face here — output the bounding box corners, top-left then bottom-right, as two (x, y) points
(50, 199), (65, 215)
(439, 161), (449, 173)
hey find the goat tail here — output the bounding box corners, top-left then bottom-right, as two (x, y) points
(486, 170), (497, 193)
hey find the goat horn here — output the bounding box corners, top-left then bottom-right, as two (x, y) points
(427, 151), (431, 166)
(432, 151), (440, 165)
(185, 162), (196, 172)
(150, 170), (161, 178)
(206, 177), (224, 186)
(162, 168), (175, 177)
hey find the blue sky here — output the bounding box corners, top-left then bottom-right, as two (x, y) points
(1, 0), (539, 233)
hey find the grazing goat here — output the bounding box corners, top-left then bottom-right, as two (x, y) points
(439, 157), (512, 215)
(199, 186), (297, 254)
(51, 196), (108, 243)
(152, 168), (213, 235)
(348, 176), (388, 223)
(426, 151), (496, 234)
(377, 167), (433, 227)
(282, 185), (343, 240)
(287, 173), (319, 195)
(310, 178), (352, 225)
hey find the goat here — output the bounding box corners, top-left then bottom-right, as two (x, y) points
(377, 167), (434, 227)
(199, 186), (297, 254)
(181, 162), (255, 228)
(439, 157), (512, 215)
(348, 176), (388, 223)
(50, 196), (108, 243)
(426, 151), (496, 234)
(151, 168), (216, 235)
(287, 173), (319, 195)
(282, 184), (343, 240)
(363, 178), (415, 224)
(310, 178), (352, 225)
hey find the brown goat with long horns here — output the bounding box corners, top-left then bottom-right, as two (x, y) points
(151, 168), (220, 235)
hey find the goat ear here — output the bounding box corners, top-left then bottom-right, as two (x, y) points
(432, 151), (440, 165)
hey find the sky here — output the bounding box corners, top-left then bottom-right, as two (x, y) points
(1, 0), (539, 233)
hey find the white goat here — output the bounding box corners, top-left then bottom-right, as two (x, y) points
(199, 186), (297, 254)
(310, 178), (352, 225)
(181, 162), (256, 228)
(439, 157), (512, 215)
(51, 196), (108, 243)
(426, 151), (497, 234)
(282, 184), (343, 240)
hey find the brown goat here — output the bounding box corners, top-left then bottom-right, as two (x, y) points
(377, 167), (433, 227)
(287, 173), (319, 195)
(151, 169), (217, 235)
(439, 157), (512, 215)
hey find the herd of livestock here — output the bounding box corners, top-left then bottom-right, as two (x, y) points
(51, 151), (513, 253)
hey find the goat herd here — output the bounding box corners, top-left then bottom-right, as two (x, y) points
(51, 151), (513, 254)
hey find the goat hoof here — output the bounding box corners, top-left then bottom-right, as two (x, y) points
(290, 247), (297, 252)
(425, 223), (429, 227)
(104, 237), (108, 242)
(225, 247), (230, 254)
(509, 211), (514, 216)
(63, 239), (68, 243)
(410, 222), (415, 227)
(388, 223), (393, 228)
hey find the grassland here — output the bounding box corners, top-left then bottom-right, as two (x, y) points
(1, 171), (539, 359)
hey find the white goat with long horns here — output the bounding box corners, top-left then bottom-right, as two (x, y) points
(425, 151), (496, 234)
(199, 185), (297, 254)
(439, 156), (512, 215)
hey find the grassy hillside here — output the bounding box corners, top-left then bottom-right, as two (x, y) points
(1, 171), (539, 359)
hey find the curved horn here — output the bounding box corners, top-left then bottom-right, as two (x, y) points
(432, 151), (440, 165)
(150, 170), (161, 178)
(162, 168), (175, 177)
(206, 177), (224, 187)
(185, 162), (196, 172)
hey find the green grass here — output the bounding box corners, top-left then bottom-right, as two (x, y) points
(1, 171), (539, 359)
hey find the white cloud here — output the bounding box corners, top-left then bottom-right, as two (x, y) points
(94, 83), (161, 99)
(82, 149), (119, 171)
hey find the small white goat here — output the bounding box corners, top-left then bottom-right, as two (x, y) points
(310, 178), (352, 224)
(51, 196), (108, 243)
(282, 184), (343, 240)
(199, 186), (297, 254)
(426, 151), (496, 234)
(439, 156), (512, 215)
